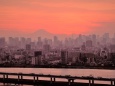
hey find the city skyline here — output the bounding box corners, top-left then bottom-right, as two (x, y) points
(0, 29), (115, 40)
(0, 0), (115, 85)
(0, 0), (115, 35)
(0, 29), (115, 68)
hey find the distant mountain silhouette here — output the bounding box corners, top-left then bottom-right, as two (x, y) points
(29, 29), (54, 39)
(29, 29), (74, 40)
(0, 29), (78, 40)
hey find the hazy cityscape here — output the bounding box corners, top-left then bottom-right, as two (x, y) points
(0, 0), (115, 85)
(0, 32), (115, 68)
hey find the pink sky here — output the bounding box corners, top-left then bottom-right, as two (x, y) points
(0, 0), (115, 34)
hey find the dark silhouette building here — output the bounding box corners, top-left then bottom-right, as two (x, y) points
(61, 51), (68, 65)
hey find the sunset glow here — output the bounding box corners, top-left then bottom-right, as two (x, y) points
(0, 0), (115, 34)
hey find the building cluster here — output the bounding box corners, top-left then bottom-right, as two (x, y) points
(0, 33), (115, 67)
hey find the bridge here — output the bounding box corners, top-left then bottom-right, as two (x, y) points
(0, 72), (115, 86)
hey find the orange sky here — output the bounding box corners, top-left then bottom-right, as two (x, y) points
(0, 0), (115, 34)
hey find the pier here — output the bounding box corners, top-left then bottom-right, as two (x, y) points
(0, 72), (115, 86)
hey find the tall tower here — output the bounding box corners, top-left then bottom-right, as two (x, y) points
(0, 37), (6, 48)
(34, 51), (42, 65)
(26, 44), (31, 50)
(86, 40), (93, 47)
(61, 51), (68, 65)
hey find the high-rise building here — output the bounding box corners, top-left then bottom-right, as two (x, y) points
(54, 36), (58, 43)
(0, 37), (6, 48)
(37, 42), (43, 49)
(114, 33), (115, 38)
(102, 33), (110, 44)
(20, 37), (26, 48)
(34, 51), (42, 65)
(38, 37), (42, 42)
(110, 53), (115, 65)
(30, 42), (36, 49)
(37, 37), (43, 49)
(61, 51), (68, 65)
(86, 40), (93, 47)
(81, 43), (86, 51)
(8, 37), (14, 46)
(43, 44), (51, 53)
(78, 34), (83, 46)
(92, 34), (97, 46)
(110, 45), (115, 52)
(43, 38), (48, 45)
(14, 37), (20, 47)
(26, 38), (31, 44)
(53, 36), (60, 48)
(26, 44), (31, 50)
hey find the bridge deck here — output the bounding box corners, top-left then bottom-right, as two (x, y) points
(0, 72), (114, 86)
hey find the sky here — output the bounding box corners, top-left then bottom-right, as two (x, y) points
(0, 0), (115, 35)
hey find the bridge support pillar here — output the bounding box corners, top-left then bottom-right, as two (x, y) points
(68, 79), (71, 85)
(36, 76), (39, 82)
(18, 74), (23, 83)
(50, 77), (56, 84)
(51, 77), (52, 81)
(6, 74), (8, 79)
(111, 80), (113, 86)
(34, 76), (36, 82)
(89, 79), (94, 86)
(68, 79), (74, 85)
(53, 78), (56, 82)
(51, 77), (53, 84)
(21, 75), (23, 80)
(113, 81), (115, 86)
(3, 75), (6, 85)
(92, 79), (94, 86)
(33, 76), (39, 82)
(89, 80), (91, 86)
(18, 75), (20, 81)
(3, 74), (5, 80)
(111, 80), (115, 86)
(3, 74), (9, 85)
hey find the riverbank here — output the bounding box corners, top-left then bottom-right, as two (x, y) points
(0, 65), (115, 70)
